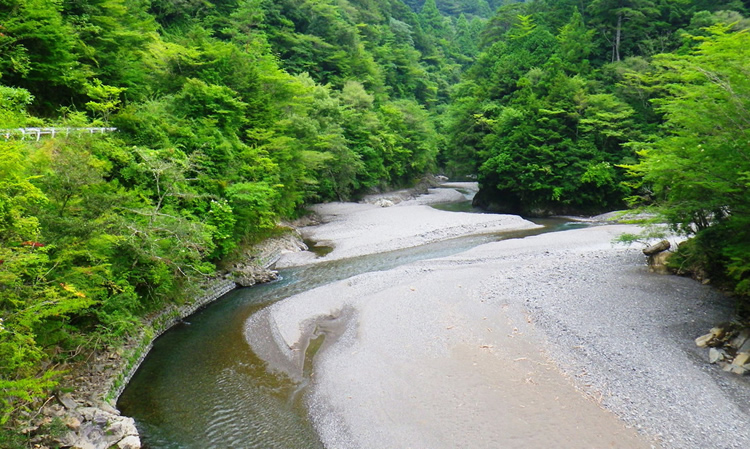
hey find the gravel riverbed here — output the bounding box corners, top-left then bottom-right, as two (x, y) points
(247, 186), (750, 449)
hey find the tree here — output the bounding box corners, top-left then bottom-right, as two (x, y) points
(84, 79), (126, 124)
(588, 0), (658, 62)
(0, 0), (84, 110)
(625, 25), (750, 295)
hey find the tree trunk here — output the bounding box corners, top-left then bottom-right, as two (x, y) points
(643, 239), (670, 256)
(614, 12), (622, 62)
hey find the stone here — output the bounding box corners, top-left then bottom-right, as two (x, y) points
(709, 327), (726, 340)
(648, 251), (672, 274)
(71, 439), (97, 449)
(92, 411), (109, 426)
(733, 352), (750, 367)
(730, 329), (750, 351)
(721, 352), (750, 375)
(695, 327), (725, 348)
(740, 336), (750, 354)
(708, 347), (728, 364)
(66, 416), (82, 431)
(58, 393), (79, 411)
(232, 264), (279, 287)
(57, 431), (79, 447)
(78, 407), (99, 421)
(98, 401), (120, 416)
(695, 333), (715, 348)
(117, 435), (142, 449)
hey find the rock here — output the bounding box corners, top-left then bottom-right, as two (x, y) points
(51, 408), (140, 449)
(71, 438), (97, 449)
(696, 333), (715, 348)
(66, 416), (82, 431)
(117, 435), (142, 449)
(708, 347), (728, 364)
(98, 401), (120, 416)
(91, 411), (109, 427)
(78, 407), (99, 421)
(648, 251), (672, 274)
(722, 352), (750, 375)
(374, 198), (394, 207)
(105, 416), (139, 442)
(729, 329), (750, 351)
(58, 393), (79, 411)
(643, 240), (671, 256)
(740, 337), (750, 353)
(234, 266), (279, 287)
(695, 327), (725, 348)
(709, 326), (726, 340)
(733, 352), (750, 367)
(57, 430), (79, 447)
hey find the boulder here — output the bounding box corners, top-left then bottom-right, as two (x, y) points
(374, 198), (395, 207)
(233, 265), (279, 287)
(53, 407), (141, 449)
(648, 251), (672, 274)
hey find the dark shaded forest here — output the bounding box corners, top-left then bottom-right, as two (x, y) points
(2, 0), (749, 439)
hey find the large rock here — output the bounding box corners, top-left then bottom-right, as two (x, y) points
(54, 404), (140, 449)
(232, 264), (279, 287)
(648, 251), (672, 274)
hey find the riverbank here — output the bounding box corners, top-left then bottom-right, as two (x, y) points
(19, 230), (304, 449)
(248, 188), (750, 448)
(277, 182), (539, 267)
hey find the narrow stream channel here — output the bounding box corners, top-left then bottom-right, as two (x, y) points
(117, 215), (586, 448)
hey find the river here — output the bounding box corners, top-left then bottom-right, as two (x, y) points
(117, 213), (583, 448)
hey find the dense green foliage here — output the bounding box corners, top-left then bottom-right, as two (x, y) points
(624, 24), (750, 298)
(444, 0), (748, 216)
(0, 0), (481, 426)
(2, 0), (750, 433)
(445, 1), (749, 303)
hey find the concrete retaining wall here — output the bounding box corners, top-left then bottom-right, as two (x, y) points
(109, 279), (237, 401)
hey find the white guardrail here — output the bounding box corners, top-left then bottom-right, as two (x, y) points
(1, 127), (117, 141)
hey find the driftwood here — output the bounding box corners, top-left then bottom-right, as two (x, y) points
(643, 239), (670, 256)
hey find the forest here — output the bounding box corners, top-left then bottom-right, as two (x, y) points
(1, 0), (749, 440)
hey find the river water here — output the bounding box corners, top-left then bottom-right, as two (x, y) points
(117, 215), (584, 448)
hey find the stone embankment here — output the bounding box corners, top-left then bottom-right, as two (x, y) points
(23, 230), (306, 449)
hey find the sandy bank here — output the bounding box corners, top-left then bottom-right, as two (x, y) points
(247, 191), (750, 448)
(276, 184), (538, 267)
(249, 225), (658, 448)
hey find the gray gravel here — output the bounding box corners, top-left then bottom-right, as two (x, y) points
(502, 245), (750, 448)
(453, 227), (750, 448)
(248, 222), (750, 448)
